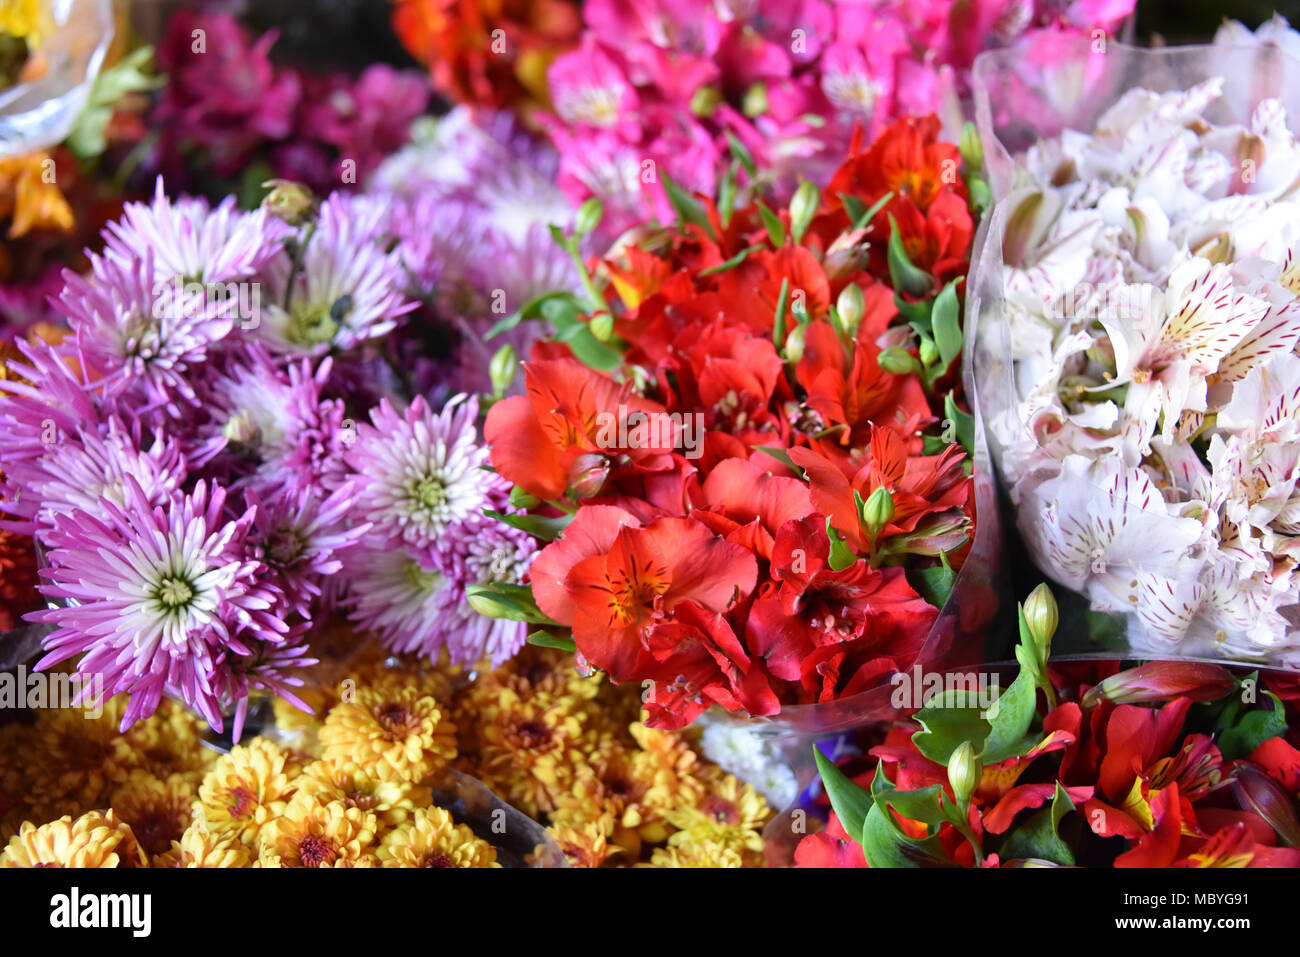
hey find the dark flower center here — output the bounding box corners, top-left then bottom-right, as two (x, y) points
(297, 835), (338, 867)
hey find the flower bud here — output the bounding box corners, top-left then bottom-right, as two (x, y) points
(835, 283), (865, 340)
(465, 587), (514, 620)
(948, 740), (981, 808)
(589, 311), (615, 342)
(783, 322), (806, 363)
(1082, 661), (1235, 709)
(861, 486), (895, 537)
(918, 337), (939, 367)
(567, 453), (610, 499)
(508, 486), (540, 510)
(877, 346), (919, 375)
(689, 84), (723, 118)
(959, 122), (984, 172)
(261, 179), (317, 225)
(1021, 583), (1059, 655)
(789, 180), (819, 244)
(574, 198), (604, 237)
(489, 344), (519, 397)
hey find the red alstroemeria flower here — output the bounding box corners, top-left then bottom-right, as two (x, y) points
(795, 309), (931, 451)
(485, 355), (678, 500)
(688, 456), (814, 559)
(640, 600), (779, 729)
(530, 507), (757, 681)
(746, 515), (937, 699)
(790, 426), (971, 556)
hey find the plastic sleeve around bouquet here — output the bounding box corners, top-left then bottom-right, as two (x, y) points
(429, 770), (567, 868)
(967, 37), (1300, 667)
(0, 0), (113, 157)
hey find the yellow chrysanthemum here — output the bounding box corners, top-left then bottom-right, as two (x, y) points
(318, 685), (457, 785)
(23, 699), (136, 819)
(121, 699), (218, 779)
(297, 758), (425, 829)
(467, 685), (596, 817)
(664, 774), (770, 861)
(548, 818), (622, 869)
(196, 739), (298, 844)
(1, 810), (146, 868)
(376, 806), (498, 868)
(271, 684), (335, 736)
(0, 153), (74, 238)
(646, 842), (746, 868)
(109, 771), (195, 860)
(0, 0), (51, 45)
(257, 794), (377, 868)
(153, 821), (252, 869)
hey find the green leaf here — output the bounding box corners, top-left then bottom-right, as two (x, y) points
(981, 667), (1038, 763)
(551, 321), (623, 371)
(848, 190), (895, 232)
(999, 783), (1076, 866)
(911, 689), (991, 765)
(906, 552), (957, 610)
(753, 445), (803, 476)
(1218, 690), (1287, 760)
(887, 215), (935, 298)
(698, 244), (765, 277)
(526, 631), (577, 653)
(660, 170), (714, 239)
(893, 291), (933, 328)
(860, 803), (951, 868)
(870, 765), (946, 826)
(717, 162), (738, 229)
(485, 290), (583, 340)
(757, 200), (787, 247)
(772, 277), (790, 350)
(813, 747), (873, 841)
(931, 279), (963, 373)
(839, 193), (867, 227)
(67, 46), (161, 158)
(825, 519), (858, 572)
(484, 508), (575, 542)
(943, 392), (975, 456)
(725, 130), (757, 178)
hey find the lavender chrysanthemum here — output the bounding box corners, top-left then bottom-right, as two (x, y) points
(104, 177), (290, 285)
(64, 251), (236, 416)
(259, 193), (415, 354)
(343, 393), (502, 551)
(2, 420), (184, 536)
(32, 478), (286, 731)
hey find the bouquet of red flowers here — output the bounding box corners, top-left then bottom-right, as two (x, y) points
(474, 116), (996, 730)
(798, 586), (1300, 868)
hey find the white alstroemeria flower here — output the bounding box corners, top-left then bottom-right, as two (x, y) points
(1101, 258), (1268, 449)
(1017, 455), (1205, 610)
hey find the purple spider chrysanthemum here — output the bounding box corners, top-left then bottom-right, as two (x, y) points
(192, 344), (350, 496)
(2, 419), (185, 537)
(31, 477), (287, 731)
(64, 251), (237, 416)
(210, 628), (319, 743)
(245, 482), (370, 619)
(343, 517), (535, 666)
(103, 177), (290, 285)
(343, 392), (504, 552)
(259, 193), (415, 354)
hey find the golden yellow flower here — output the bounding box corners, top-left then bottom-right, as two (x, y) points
(467, 685), (593, 817)
(24, 699), (136, 820)
(257, 794), (377, 868)
(1, 810), (147, 868)
(196, 739), (297, 844)
(109, 771), (194, 859)
(548, 818), (622, 869)
(664, 774), (770, 862)
(297, 758), (425, 829)
(121, 699), (218, 779)
(153, 821), (252, 869)
(0, 0), (52, 45)
(376, 806), (498, 868)
(318, 685), (457, 785)
(0, 153), (74, 238)
(646, 842), (746, 868)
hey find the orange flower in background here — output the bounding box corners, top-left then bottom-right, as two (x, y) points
(390, 0), (580, 114)
(0, 151), (74, 238)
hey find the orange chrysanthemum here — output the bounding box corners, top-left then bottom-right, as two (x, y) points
(1, 810), (147, 868)
(376, 806), (498, 868)
(257, 794), (378, 868)
(318, 685), (457, 784)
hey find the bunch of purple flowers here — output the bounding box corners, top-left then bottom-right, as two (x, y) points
(0, 169), (549, 737)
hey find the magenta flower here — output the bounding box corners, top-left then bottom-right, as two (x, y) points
(31, 478), (286, 732)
